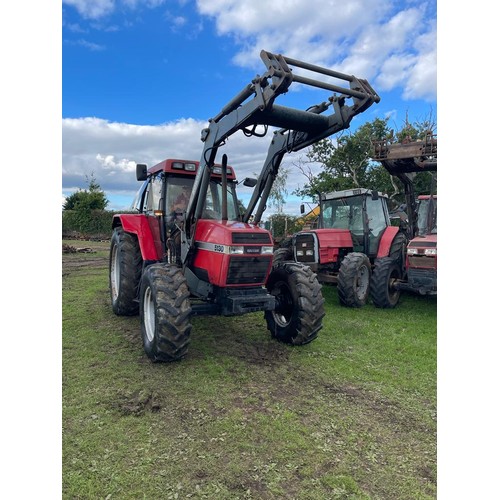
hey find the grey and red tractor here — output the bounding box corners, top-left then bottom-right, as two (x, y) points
(108, 50), (380, 361)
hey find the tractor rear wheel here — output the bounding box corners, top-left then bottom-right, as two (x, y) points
(140, 264), (192, 362)
(337, 252), (371, 307)
(389, 232), (407, 267)
(265, 262), (324, 345)
(109, 227), (143, 316)
(370, 257), (402, 308)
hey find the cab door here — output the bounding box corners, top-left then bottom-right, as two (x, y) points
(366, 195), (390, 257)
(143, 172), (165, 259)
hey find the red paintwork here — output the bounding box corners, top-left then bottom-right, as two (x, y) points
(112, 214), (160, 261)
(406, 233), (437, 269)
(376, 226), (400, 258)
(193, 220), (273, 287)
(148, 158), (236, 180)
(309, 229), (353, 264)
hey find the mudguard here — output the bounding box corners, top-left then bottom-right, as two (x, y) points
(376, 226), (400, 258)
(112, 214), (160, 261)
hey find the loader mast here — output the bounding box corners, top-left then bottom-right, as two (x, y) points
(372, 133), (437, 239)
(182, 50), (380, 263)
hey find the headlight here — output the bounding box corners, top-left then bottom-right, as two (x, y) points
(424, 248), (437, 256)
(407, 248), (419, 255)
(296, 250), (304, 256)
(261, 246), (274, 254)
(306, 250), (314, 256)
(230, 246), (244, 254)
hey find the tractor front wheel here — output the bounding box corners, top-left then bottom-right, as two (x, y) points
(265, 262), (324, 345)
(109, 227), (143, 315)
(272, 247), (293, 266)
(370, 257), (402, 308)
(337, 252), (371, 307)
(140, 264), (192, 362)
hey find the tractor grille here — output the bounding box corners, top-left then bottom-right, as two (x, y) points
(232, 232), (272, 244)
(226, 256), (271, 285)
(408, 256), (437, 269)
(294, 233), (316, 263)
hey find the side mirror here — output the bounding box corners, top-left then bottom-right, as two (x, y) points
(136, 163), (148, 181)
(371, 190), (379, 200)
(300, 204), (305, 214)
(243, 177), (258, 187)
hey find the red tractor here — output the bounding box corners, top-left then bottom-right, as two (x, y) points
(370, 134), (437, 307)
(109, 50), (380, 361)
(273, 187), (406, 307)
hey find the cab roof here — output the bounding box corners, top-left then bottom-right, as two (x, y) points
(147, 158), (237, 180)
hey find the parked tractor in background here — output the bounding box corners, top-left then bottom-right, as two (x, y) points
(370, 134), (437, 307)
(273, 187), (406, 307)
(109, 50), (380, 361)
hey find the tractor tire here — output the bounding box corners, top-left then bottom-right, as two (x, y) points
(337, 252), (371, 308)
(265, 262), (324, 345)
(273, 247), (293, 265)
(109, 227), (143, 316)
(388, 231), (407, 267)
(370, 257), (402, 308)
(140, 264), (192, 362)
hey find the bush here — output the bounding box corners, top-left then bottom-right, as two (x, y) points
(62, 209), (117, 239)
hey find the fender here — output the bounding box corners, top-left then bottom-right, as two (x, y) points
(112, 214), (160, 261)
(376, 226), (400, 258)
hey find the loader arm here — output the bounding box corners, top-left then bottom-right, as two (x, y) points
(182, 50), (380, 263)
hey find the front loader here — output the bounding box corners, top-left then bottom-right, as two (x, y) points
(370, 133), (437, 307)
(109, 50), (380, 361)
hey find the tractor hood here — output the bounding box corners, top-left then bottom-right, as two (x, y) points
(194, 219), (273, 247)
(310, 228), (353, 250)
(192, 219), (274, 288)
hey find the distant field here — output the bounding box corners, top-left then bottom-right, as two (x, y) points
(62, 239), (436, 499)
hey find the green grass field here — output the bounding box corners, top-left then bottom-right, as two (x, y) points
(62, 240), (436, 499)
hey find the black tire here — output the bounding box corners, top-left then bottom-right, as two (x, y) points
(140, 264), (192, 362)
(109, 227), (143, 316)
(337, 252), (371, 308)
(273, 247), (293, 265)
(388, 231), (407, 267)
(265, 262), (324, 345)
(370, 257), (402, 308)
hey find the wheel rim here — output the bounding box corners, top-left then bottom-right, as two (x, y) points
(355, 264), (370, 300)
(110, 244), (120, 301)
(143, 286), (156, 342)
(271, 280), (294, 327)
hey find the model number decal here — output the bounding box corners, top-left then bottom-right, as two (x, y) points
(214, 244), (224, 253)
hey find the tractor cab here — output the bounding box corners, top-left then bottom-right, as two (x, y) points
(321, 188), (390, 257)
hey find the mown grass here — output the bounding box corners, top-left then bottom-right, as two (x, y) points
(62, 240), (436, 499)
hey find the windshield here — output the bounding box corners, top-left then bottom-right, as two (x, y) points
(416, 197), (437, 236)
(166, 176), (240, 221)
(322, 197), (364, 232)
(203, 180), (240, 220)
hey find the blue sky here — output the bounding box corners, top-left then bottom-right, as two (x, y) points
(62, 0), (437, 215)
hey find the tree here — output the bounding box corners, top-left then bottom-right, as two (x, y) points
(63, 173), (109, 211)
(293, 113), (437, 206)
(293, 117), (392, 200)
(253, 167), (290, 214)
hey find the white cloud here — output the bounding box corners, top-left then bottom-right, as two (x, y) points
(196, 0), (436, 102)
(62, 0), (168, 19)
(63, 0), (116, 19)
